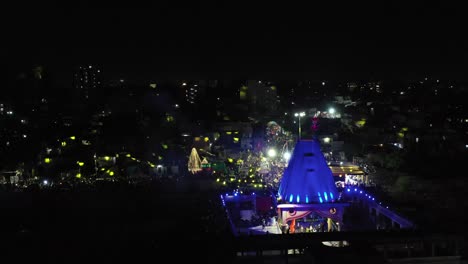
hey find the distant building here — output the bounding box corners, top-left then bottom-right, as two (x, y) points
(245, 80), (278, 116)
(180, 80), (208, 106)
(73, 65), (102, 101)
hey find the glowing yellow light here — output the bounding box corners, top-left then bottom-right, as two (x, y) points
(240, 90), (247, 100)
(70, 136), (76, 140)
(230, 178), (235, 182)
(166, 115), (174, 122)
(222, 181), (226, 185)
(76, 173), (81, 178)
(233, 137), (239, 142)
(228, 158), (233, 163)
(101, 168), (106, 171)
(216, 178), (220, 182)
(61, 141), (67, 147)
(204, 137), (209, 142)
(104, 156), (110, 161)
(226, 131), (232, 135)
(44, 158), (51, 164)
(109, 171), (114, 176)
(77, 161), (84, 167)
(126, 154), (131, 157)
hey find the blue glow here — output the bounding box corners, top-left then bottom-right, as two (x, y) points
(347, 188), (350, 192)
(289, 194), (293, 203)
(319, 197), (323, 203)
(372, 198), (375, 201)
(323, 192), (328, 201)
(252, 193), (255, 195)
(359, 191), (363, 194)
(234, 193), (238, 196)
(329, 192), (334, 200)
(354, 188), (357, 192)
(386, 206), (389, 209)
(365, 194), (368, 196)
(296, 195), (300, 203)
(306, 195), (309, 203)
(278, 140), (339, 203)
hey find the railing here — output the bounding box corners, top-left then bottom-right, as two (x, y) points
(232, 230), (464, 261)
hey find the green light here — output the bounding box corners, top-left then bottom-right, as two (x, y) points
(70, 136), (76, 140)
(162, 144), (168, 149)
(76, 173), (81, 178)
(44, 158), (51, 164)
(126, 153), (131, 157)
(109, 171), (114, 176)
(104, 156), (110, 161)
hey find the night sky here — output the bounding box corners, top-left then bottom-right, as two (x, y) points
(2, 1), (467, 86)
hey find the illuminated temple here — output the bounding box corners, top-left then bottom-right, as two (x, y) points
(277, 139), (348, 233)
(278, 139), (338, 204)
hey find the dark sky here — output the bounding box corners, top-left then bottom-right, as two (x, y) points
(2, 1), (467, 86)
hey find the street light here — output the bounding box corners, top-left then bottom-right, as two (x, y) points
(267, 148), (277, 158)
(294, 112), (306, 140)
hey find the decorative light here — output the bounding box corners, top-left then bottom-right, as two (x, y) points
(267, 148), (277, 158)
(283, 151), (291, 161)
(328, 108), (336, 114)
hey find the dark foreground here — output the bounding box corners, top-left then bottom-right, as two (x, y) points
(0, 179), (465, 263)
